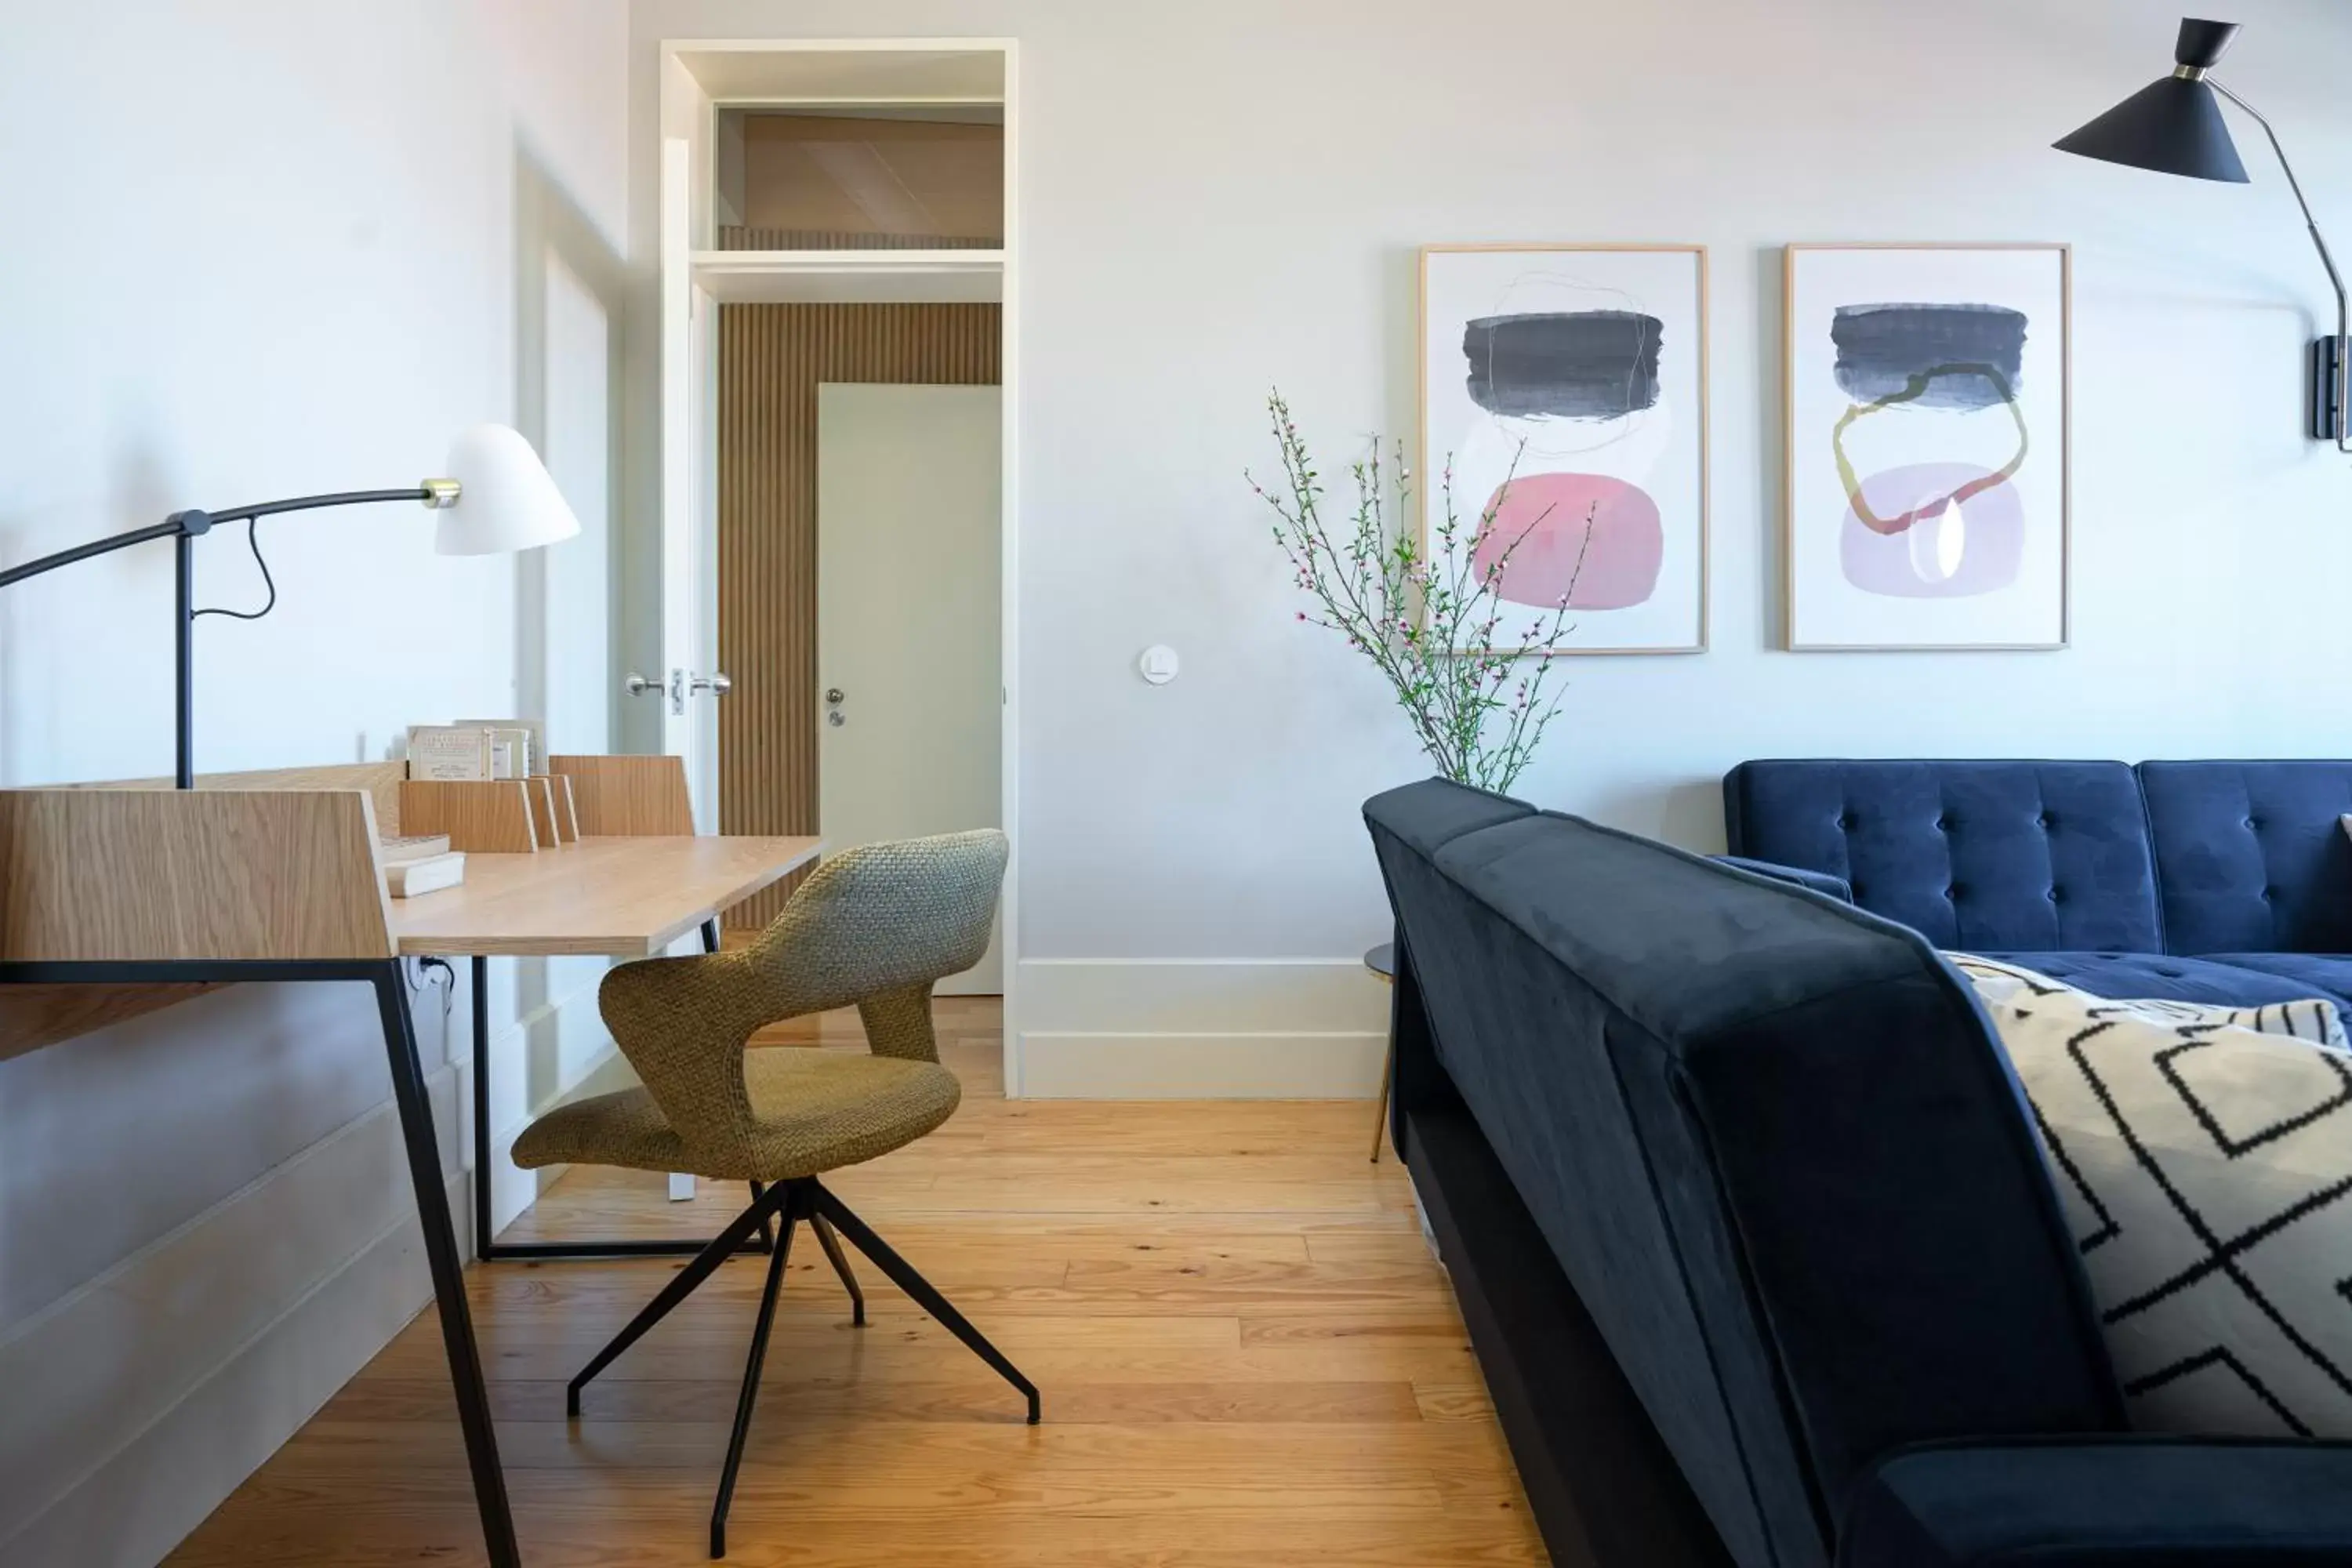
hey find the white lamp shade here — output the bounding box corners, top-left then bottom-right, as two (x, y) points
(435, 423), (583, 555)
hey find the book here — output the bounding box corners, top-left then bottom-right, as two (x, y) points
(452, 718), (546, 777)
(406, 726), (495, 782)
(380, 833), (453, 866)
(385, 851), (466, 898)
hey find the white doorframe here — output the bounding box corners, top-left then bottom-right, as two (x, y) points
(657, 136), (699, 789)
(655, 38), (1025, 1090)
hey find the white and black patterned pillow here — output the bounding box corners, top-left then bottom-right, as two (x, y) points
(1950, 953), (2352, 1437)
(1955, 955), (2346, 1049)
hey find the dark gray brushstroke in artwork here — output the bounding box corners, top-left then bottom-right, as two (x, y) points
(1831, 303), (2027, 410)
(1461, 310), (1663, 419)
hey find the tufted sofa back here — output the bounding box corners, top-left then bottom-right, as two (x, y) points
(1723, 760), (2162, 953)
(1726, 760), (2352, 956)
(2139, 761), (2352, 953)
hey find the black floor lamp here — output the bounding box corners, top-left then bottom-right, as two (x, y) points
(0, 424), (581, 787)
(2055, 16), (2351, 451)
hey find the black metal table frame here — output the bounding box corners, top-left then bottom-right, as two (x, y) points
(0, 955), (522, 1567)
(470, 918), (776, 1264)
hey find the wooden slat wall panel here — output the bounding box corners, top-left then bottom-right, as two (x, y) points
(718, 227), (999, 252)
(717, 303), (1000, 929)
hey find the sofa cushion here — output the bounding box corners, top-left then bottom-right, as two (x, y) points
(2195, 954), (2352, 1011)
(1838, 1439), (2352, 1567)
(1725, 760), (2163, 953)
(2140, 762), (2352, 954)
(1980, 953), (2339, 1010)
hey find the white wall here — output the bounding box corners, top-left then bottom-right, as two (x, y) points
(0, 3), (627, 1563)
(624, 0), (2352, 1092)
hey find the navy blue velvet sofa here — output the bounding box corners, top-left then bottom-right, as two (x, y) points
(1723, 760), (2352, 1008)
(1365, 777), (2352, 1568)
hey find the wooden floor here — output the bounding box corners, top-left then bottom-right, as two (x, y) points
(165, 998), (1544, 1566)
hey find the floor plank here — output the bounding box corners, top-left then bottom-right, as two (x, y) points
(162, 999), (1545, 1566)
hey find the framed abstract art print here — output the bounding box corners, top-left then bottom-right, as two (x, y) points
(1784, 242), (2071, 650)
(1419, 244), (1709, 655)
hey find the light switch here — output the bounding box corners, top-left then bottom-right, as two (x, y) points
(1138, 644), (1180, 685)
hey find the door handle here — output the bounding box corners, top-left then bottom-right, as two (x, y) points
(824, 686), (845, 727)
(631, 670), (731, 716)
(625, 668), (698, 716)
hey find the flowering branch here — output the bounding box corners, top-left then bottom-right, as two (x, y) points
(1248, 390), (1586, 793)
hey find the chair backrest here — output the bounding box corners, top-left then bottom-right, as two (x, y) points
(742, 829), (1007, 1013)
(1723, 759), (2163, 953)
(1369, 779), (2120, 1567)
(600, 829), (1007, 1165)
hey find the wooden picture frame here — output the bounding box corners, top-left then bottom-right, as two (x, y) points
(1782, 241), (2072, 652)
(1417, 242), (1711, 655)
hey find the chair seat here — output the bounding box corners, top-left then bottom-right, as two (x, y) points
(513, 1047), (961, 1181)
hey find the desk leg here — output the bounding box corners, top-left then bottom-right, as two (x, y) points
(372, 965), (519, 1568)
(472, 928), (776, 1264)
(472, 956), (493, 1262)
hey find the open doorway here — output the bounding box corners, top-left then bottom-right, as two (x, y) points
(713, 306), (1004, 985)
(655, 39), (1020, 1062)
(706, 107), (1005, 997)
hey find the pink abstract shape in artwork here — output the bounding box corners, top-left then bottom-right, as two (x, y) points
(1471, 473), (1663, 610)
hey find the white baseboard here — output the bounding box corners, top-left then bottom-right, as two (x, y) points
(1018, 1029), (1388, 1097)
(1013, 959), (1391, 1098)
(0, 1087), (460, 1567)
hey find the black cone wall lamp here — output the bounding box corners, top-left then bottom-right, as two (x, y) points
(2056, 17), (2350, 449)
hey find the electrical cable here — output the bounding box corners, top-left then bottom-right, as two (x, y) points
(189, 517), (278, 622)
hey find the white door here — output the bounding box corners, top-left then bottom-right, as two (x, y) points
(817, 383), (1004, 993)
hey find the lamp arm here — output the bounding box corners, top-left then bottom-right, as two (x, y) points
(204, 486), (439, 526)
(0, 517), (187, 590)
(0, 483), (448, 789)
(2212, 78), (2352, 451)
(0, 486), (442, 590)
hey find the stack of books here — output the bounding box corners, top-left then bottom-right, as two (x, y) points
(406, 720), (545, 782)
(381, 833), (466, 898)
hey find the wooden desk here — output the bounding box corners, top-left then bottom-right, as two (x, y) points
(0, 787), (819, 1568)
(392, 834), (818, 956)
(405, 835), (822, 1266)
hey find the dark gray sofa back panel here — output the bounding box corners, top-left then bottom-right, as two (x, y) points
(1723, 760), (2163, 954)
(1368, 800), (1803, 1567)
(2139, 761), (2352, 955)
(1367, 780), (2122, 1568)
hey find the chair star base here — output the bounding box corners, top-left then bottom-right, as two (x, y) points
(562, 1175), (1040, 1559)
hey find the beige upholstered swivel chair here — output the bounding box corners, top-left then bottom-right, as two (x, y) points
(511, 829), (1031, 1559)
